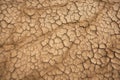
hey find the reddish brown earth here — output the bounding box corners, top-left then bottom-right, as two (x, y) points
(0, 0), (120, 80)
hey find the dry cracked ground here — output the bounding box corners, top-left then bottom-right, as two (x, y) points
(0, 0), (120, 80)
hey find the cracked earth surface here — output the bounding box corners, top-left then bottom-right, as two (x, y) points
(0, 0), (120, 80)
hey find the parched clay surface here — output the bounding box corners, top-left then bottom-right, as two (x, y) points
(0, 0), (120, 80)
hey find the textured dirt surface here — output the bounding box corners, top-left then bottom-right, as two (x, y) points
(0, 0), (120, 80)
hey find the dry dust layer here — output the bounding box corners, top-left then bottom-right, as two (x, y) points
(0, 0), (120, 80)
